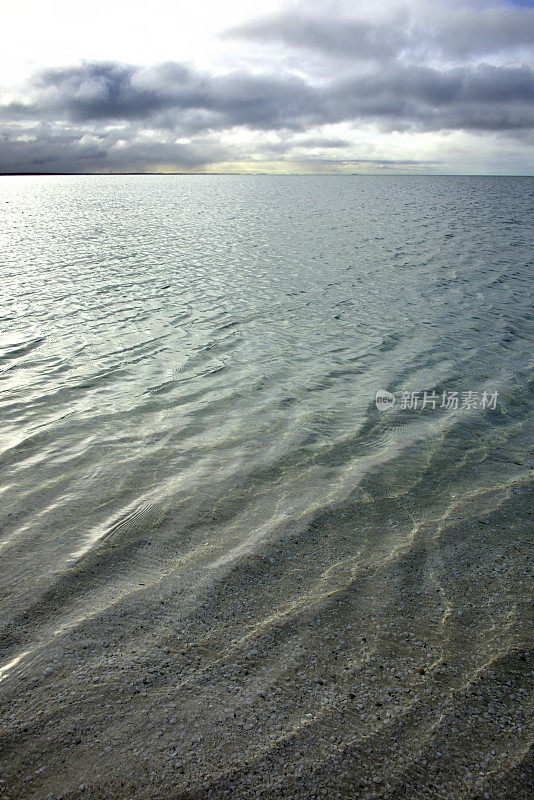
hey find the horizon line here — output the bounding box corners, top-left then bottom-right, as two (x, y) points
(1, 172), (533, 177)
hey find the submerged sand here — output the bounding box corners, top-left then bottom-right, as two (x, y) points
(0, 475), (532, 800)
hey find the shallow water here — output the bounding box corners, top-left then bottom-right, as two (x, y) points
(0, 175), (533, 798)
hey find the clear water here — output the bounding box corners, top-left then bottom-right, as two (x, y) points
(0, 175), (532, 797)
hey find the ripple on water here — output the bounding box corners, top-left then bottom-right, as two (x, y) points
(0, 175), (532, 799)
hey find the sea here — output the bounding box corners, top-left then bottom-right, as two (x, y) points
(0, 175), (532, 798)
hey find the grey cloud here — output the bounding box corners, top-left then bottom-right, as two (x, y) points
(1, 0), (534, 175)
(225, 12), (401, 61)
(0, 120), (431, 173)
(224, 10), (405, 61)
(422, 4), (534, 59)
(289, 136), (352, 149)
(226, 4), (534, 61)
(252, 135), (352, 157)
(0, 122), (233, 173)
(6, 60), (534, 133)
(33, 62), (200, 122)
(328, 64), (534, 131)
(18, 62), (318, 132)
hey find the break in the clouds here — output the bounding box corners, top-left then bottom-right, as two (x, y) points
(1, 0), (533, 174)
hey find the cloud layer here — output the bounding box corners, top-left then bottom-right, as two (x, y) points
(1, 0), (533, 173)
(228, 2), (534, 61)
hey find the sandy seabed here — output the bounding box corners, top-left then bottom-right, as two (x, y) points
(0, 476), (532, 800)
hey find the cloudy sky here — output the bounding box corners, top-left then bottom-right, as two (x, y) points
(1, 0), (533, 174)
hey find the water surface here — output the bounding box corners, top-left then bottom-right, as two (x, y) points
(0, 175), (532, 799)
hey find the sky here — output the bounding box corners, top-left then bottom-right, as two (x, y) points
(0, 0), (533, 174)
